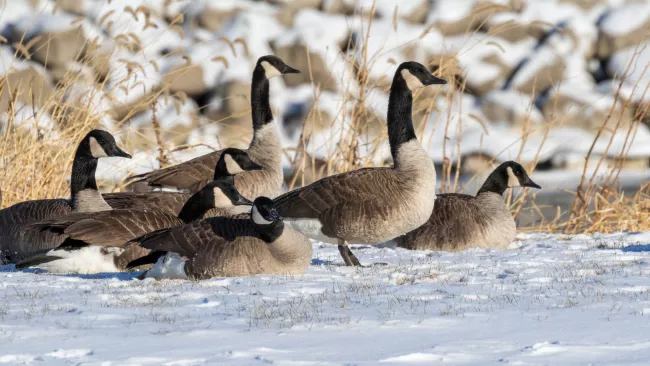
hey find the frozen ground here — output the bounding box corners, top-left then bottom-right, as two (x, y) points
(2, 232), (650, 365)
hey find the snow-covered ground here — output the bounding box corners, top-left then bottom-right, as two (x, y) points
(2, 233), (650, 365)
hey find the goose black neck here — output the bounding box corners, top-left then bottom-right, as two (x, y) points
(256, 221), (284, 243)
(477, 169), (507, 196)
(214, 157), (235, 181)
(387, 74), (417, 158)
(251, 66), (273, 133)
(177, 191), (215, 223)
(70, 152), (99, 199)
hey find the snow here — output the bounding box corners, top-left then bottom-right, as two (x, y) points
(4, 232), (650, 364)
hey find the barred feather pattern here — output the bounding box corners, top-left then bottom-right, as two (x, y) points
(0, 199), (72, 263)
(395, 192), (516, 251)
(129, 214), (312, 279)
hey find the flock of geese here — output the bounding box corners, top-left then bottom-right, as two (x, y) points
(0, 55), (541, 280)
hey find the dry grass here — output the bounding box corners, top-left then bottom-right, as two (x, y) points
(0, 1), (649, 235)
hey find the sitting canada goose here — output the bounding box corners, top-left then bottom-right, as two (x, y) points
(126, 55), (300, 205)
(16, 150), (259, 273)
(125, 197), (313, 280)
(102, 148), (263, 216)
(395, 161), (541, 251)
(0, 130), (131, 263)
(16, 180), (253, 274)
(271, 62), (446, 266)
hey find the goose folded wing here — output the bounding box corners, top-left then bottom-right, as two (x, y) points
(0, 199), (71, 231)
(32, 210), (183, 247)
(103, 192), (191, 215)
(273, 168), (391, 218)
(132, 215), (253, 256)
(127, 151), (222, 192)
(414, 194), (489, 244)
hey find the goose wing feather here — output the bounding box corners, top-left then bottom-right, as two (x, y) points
(33, 210), (184, 247)
(127, 151), (222, 192)
(273, 168), (393, 218)
(103, 192), (191, 215)
(396, 193), (488, 250)
(132, 214), (252, 256)
(0, 199), (71, 263)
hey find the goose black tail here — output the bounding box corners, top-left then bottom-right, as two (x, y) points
(126, 251), (167, 270)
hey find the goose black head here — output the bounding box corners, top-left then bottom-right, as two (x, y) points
(204, 180), (253, 209)
(479, 161), (541, 195)
(215, 148), (264, 179)
(396, 61), (447, 91)
(501, 161), (541, 189)
(257, 55), (300, 79)
(177, 180), (252, 223)
(79, 130), (132, 160)
(251, 197), (282, 226)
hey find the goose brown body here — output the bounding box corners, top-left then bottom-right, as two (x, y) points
(129, 210), (312, 279)
(0, 200), (72, 263)
(395, 161), (541, 251)
(395, 192), (517, 251)
(274, 143), (436, 244)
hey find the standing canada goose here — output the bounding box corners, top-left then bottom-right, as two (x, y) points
(16, 180), (253, 274)
(102, 148), (263, 216)
(16, 150), (260, 273)
(126, 55), (300, 202)
(271, 62), (446, 266)
(0, 130), (131, 263)
(395, 161), (541, 251)
(124, 197), (313, 280)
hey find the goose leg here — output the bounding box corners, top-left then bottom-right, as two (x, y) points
(337, 240), (362, 266)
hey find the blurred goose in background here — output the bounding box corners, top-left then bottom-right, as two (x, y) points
(16, 150), (258, 274)
(0, 130), (131, 263)
(125, 197), (313, 280)
(395, 161), (541, 251)
(271, 61), (446, 266)
(127, 55), (300, 212)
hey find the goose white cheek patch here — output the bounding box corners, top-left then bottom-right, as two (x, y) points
(89, 137), (108, 158)
(213, 187), (232, 208)
(261, 61), (282, 79)
(224, 154), (244, 175)
(401, 69), (425, 91)
(507, 167), (521, 187)
(252, 205), (272, 225)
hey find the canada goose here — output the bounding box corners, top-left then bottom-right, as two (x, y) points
(16, 149), (259, 273)
(126, 55), (300, 203)
(102, 148), (263, 216)
(16, 180), (253, 274)
(272, 62), (446, 266)
(0, 130), (131, 263)
(395, 161), (541, 251)
(125, 197), (313, 280)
